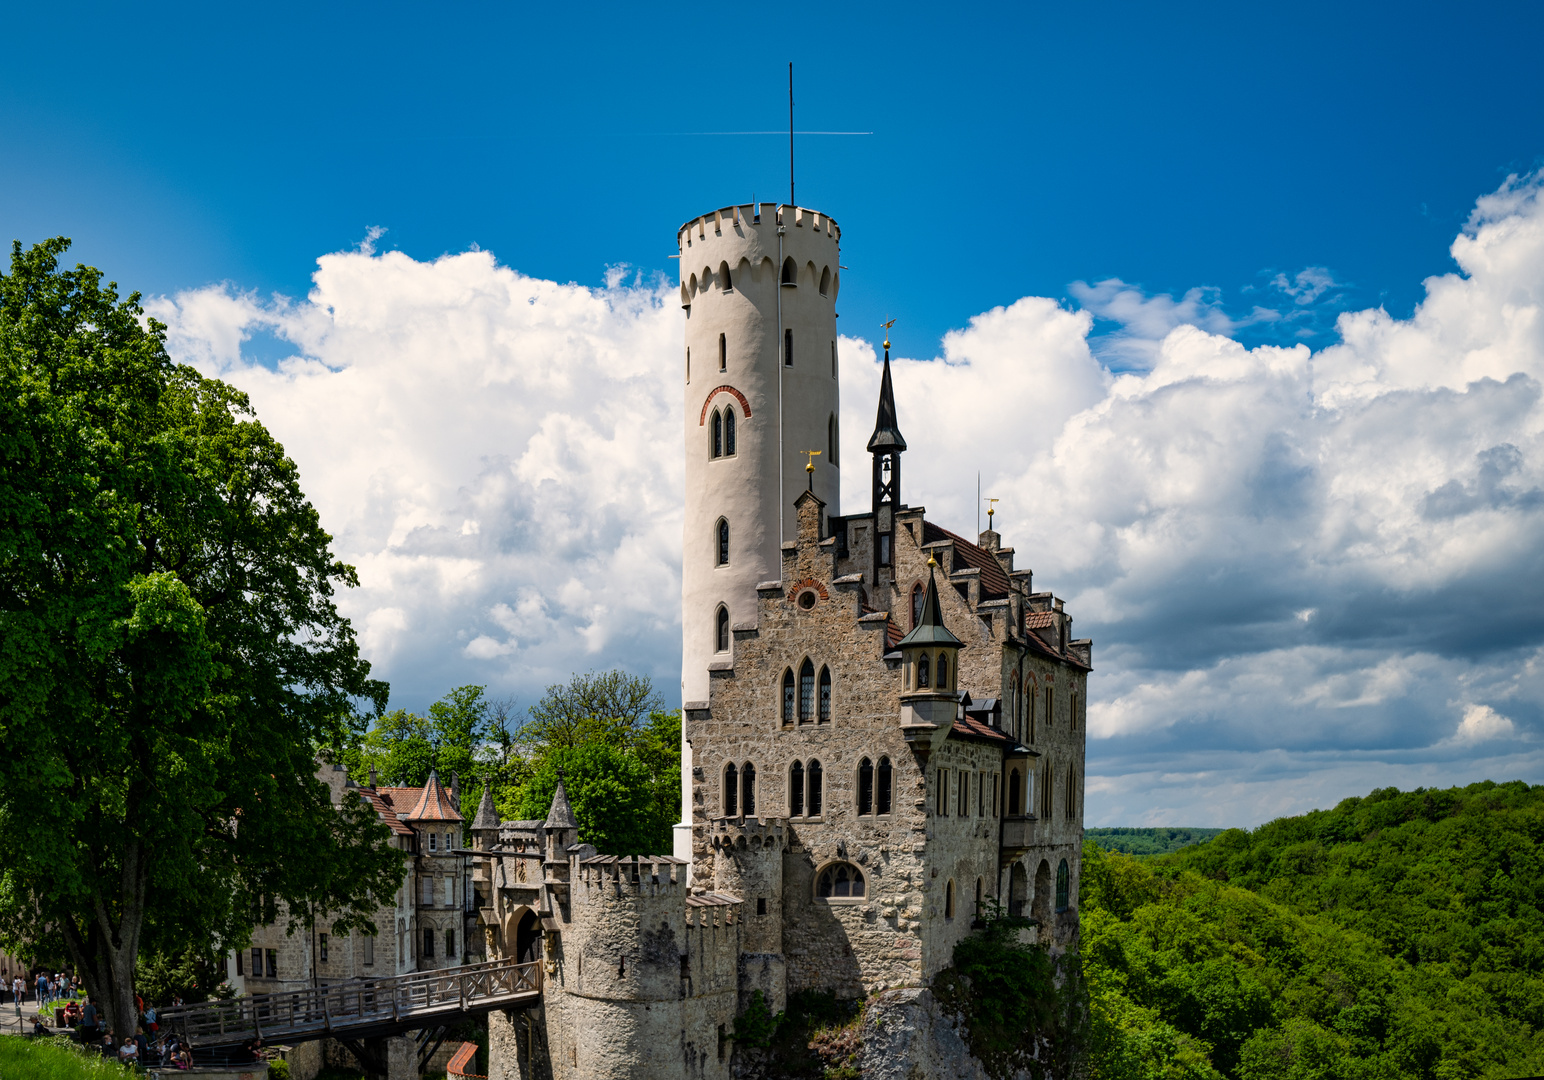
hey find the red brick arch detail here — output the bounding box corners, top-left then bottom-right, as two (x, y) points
(787, 578), (830, 603)
(698, 385), (753, 425)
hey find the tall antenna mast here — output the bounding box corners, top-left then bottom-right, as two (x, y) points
(788, 62), (795, 206)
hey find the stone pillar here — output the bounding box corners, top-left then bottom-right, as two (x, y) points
(385, 1035), (417, 1080)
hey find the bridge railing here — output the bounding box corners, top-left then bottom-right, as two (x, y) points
(156, 959), (541, 1046)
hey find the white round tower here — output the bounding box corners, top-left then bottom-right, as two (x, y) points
(678, 203), (842, 709)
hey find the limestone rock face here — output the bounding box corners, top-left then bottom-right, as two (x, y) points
(860, 989), (992, 1080)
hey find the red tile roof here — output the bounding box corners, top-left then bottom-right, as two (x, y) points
(923, 521), (1013, 598)
(1024, 611), (1056, 629)
(949, 712), (1014, 745)
(355, 788), (414, 837)
(404, 772), (465, 822)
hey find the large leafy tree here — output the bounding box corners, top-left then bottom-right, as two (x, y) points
(0, 239), (403, 1039)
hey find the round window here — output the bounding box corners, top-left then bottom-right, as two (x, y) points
(797, 590), (818, 610)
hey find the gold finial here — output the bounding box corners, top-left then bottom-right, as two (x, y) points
(803, 449), (821, 473)
(987, 497), (999, 526)
(881, 317), (896, 352)
(927, 551), (938, 568)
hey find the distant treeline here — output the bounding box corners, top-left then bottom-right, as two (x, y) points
(1085, 826), (1225, 857)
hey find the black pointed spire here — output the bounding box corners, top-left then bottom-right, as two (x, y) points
(867, 346), (907, 452)
(896, 562), (962, 648)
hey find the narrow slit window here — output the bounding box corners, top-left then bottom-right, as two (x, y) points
(858, 757), (873, 815)
(831, 341), (837, 378)
(718, 332), (727, 371)
(711, 410), (723, 458)
(715, 605), (729, 652)
(877, 756), (893, 814)
(782, 669), (795, 724)
(807, 759), (823, 816)
(790, 760), (805, 817)
(828, 414), (838, 466)
(912, 584), (925, 628)
(741, 762), (756, 816)
(784, 328), (793, 367)
(818, 666), (832, 722)
(725, 763), (739, 816)
(937, 654), (948, 690)
(799, 659), (815, 722)
(724, 408), (735, 455)
(716, 519), (729, 566)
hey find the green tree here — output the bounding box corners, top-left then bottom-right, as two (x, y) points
(523, 669), (663, 750)
(508, 743), (658, 855)
(0, 239), (403, 1039)
(345, 685), (491, 799)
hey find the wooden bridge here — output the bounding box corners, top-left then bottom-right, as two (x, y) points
(155, 958), (541, 1055)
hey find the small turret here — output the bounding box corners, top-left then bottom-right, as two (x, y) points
(896, 559), (962, 760)
(543, 775), (579, 906)
(471, 785), (500, 852)
(869, 336), (906, 583)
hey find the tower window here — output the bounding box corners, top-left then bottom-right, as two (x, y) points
(877, 756), (893, 815)
(799, 659), (815, 722)
(715, 605), (729, 652)
(819, 266), (831, 296)
(807, 758), (823, 816)
(857, 757), (873, 815)
(725, 763), (738, 816)
(741, 762), (756, 815)
(945, 879), (955, 919)
(720, 262), (733, 292)
(724, 408), (735, 455)
(912, 584), (924, 628)
(828, 414), (838, 466)
(781, 256), (797, 285)
(790, 760), (805, 817)
(917, 655), (930, 689)
(718, 332), (727, 372)
(716, 519), (729, 566)
(686, 347), (690, 383)
(818, 666), (831, 722)
(782, 669), (795, 724)
(784, 328), (794, 367)
(711, 410), (723, 458)
(831, 341), (837, 378)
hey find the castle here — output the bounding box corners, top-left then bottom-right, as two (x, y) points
(474, 203), (1090, 1078)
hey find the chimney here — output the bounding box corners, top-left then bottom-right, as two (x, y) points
(369, 766), (378, 788)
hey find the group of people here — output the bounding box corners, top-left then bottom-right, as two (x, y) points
(3, 967), (78, 1015)
(57, 994), (196, 1069)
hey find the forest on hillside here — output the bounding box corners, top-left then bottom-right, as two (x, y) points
(1086, 828), (1226, 857)
(1080, 781), (1544, 1080)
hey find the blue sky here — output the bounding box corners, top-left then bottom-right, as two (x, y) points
(7, 1), (1544, 826)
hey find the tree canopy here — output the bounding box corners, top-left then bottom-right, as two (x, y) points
(1082, 780), (1544, 1079)
(0, 238), (402, 1037)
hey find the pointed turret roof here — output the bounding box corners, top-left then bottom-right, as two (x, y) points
(896, 564), (962, 648)
(472, 784), (499, 831)
(404, 769), (465, 822)
(544, 777), (578, 831)
(867, 348), (907, 452)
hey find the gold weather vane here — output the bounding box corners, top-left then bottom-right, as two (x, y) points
(987, 498), (999, 528)
(881, 317), (896, 352)
(803, 449), (821, 489)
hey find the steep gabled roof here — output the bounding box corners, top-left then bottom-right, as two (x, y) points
(356, 787), (415, 837)
(922, 521), (1013, 598)
(472, 785), (499, 831)
(867, 350), (907, 452)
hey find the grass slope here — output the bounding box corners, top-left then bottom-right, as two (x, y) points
(0, 1036), (135, 1080)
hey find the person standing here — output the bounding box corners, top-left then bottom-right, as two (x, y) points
(11, 975), (21, 1016)
(80, 996), (99, 1043)
(36, 971), (48, 1008)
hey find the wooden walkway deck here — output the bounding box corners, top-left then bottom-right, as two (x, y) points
(155, 959), (541, 1050)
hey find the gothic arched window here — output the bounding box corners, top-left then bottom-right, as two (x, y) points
(724, 408), (735, 455)
(937, 654), (948, 690)
(917, 655), (930, 689)
(715, 605), (729, 652)
(741, 762), (756, 816)
(807, 759), (823, 816)
(782, 669), (795, 725)
(781, 256), (797, 285)
(911, 584), (925, 628)
(716, 519), (729, 566)
(816, 863), (865, 899)
(711, 410), (723, 458)
(790, 760), (805, 817)
(877, 756), (893, 815)
(724, 763), (738, 817)
(1056, 859), (1071, 911)
(818, 666), (832, 722)
(857, 757), (873, 815)
(799, 659), (815, 722)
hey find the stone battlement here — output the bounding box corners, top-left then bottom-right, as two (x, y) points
(709, 816), (785, 853)
(678, 204), (840, 248)
(574, 854), (689, 899)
